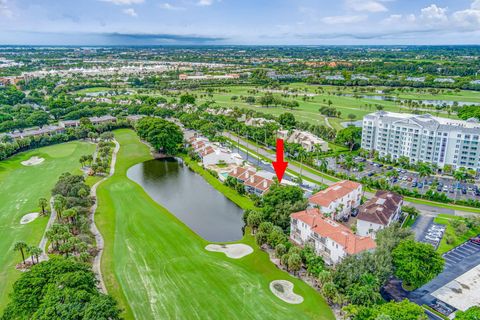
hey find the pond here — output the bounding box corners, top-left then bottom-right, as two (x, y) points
(127, 158), (245, 242)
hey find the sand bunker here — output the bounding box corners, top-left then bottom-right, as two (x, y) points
(205, 244), (253, 259)
(270, 280), (304, 304)
(20, 212), (39, 225)
(21, 156), (45, 166)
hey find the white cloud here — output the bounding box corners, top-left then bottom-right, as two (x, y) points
(419, 4), (448, 25)
(452, 0), (480, 29)
(321, 15), (367, 24)
(159, 3), (185, 10)
(346, 0), (388, 13)
(123, 8), (138, 16)
(198, 0), (214, 6)
(0, 0), (12, 18)
(101, 0), (144, 5)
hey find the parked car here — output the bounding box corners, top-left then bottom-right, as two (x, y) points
(470, 236), (480, 245)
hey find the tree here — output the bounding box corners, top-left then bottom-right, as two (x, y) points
(13, 241), (28, 264)
(27, 246), (42, 264)
(38, 197), (48, 216)
(136, 117), (184, 155)
(246, 211), (263, 234)
(455, 306), (480, 320)
(287, 253), (302, 275)
(348, 114), (357, 123)
(1, 257), (121, 320)
(346, 299), (427, 320)
(278, 112), (296, 129)
(392, 239), (444, 289)
(335, 127), (362, 151)
(180, 94), (196, 105)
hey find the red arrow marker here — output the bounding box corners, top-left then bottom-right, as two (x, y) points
(272, 138), (288, 183)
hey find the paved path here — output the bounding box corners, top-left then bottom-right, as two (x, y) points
(223, 131), (478, 217)
(324, 117), (333, 129)
(90, 139), (120, 294)
(37, 197), (57, 262)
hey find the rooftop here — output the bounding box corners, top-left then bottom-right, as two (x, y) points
(309, 180), (362, 207)
(291, 208), (376, 255)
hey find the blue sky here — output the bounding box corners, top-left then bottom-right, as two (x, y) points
(0, 0), (480, 45)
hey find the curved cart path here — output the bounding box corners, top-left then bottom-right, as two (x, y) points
(37, 197), (57, 262)
(90, 139), (120, 293)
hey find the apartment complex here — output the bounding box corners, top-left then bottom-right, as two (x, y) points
(290, 208), (376, 265)
(362, 111), (480, 172)
(277, 130), (329, 152)
(308, 180), (363, 220)
(356, 191), (403, 238)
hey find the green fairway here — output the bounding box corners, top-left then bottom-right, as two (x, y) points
(0, 141), (96, 310)
(177, 84), (470, 130)
(96, 129), (334, 320)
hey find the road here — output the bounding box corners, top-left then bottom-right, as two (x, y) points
(223, 132), (477, 217)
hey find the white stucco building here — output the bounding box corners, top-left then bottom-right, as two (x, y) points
(361, 111), (480, 172)
(290, 208), (376, 265)
(308, 180), (363, 220)
(356, 191), (403, 238)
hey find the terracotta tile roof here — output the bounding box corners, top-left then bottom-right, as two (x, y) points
(309, 180), (362, 207)
(291, 208), (376, 255)
(357, 191), (403, 226)
(244, 175), (266, 188)
(236, 169), (256, 182)
(200, 146), (215, 157)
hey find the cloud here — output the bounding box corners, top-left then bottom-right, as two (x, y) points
(419, 4), (448, 25)
(198, 0), (215, 6)
(122, 8), (138, 17)
(159, 3), (185, 10)
(101, 0), (144, 5)
(321, 15), (367, 24)
(0, 0), (12, 18)
(452, 0), (480, 29)
(103, 32), (226, 43)
(346, 0), (389, 13)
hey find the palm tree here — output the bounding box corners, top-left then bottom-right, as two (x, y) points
(417, 162), (433, 191)
(27, 246), (42, 265)
(53, 195), (66, 221)
(14, 241), (28, 264)
(38, 197), (48, 216)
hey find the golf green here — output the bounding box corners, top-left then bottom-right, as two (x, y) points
(0, 141), (96, 310)
(96, 129), (334, 320)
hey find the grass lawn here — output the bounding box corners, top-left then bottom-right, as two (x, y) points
(178, 84), (466, 129)
(434, 214), (480, 254)
(0, 141), (96, 311)
(95, 129), (334, 320)
(74, 87), (112, 94)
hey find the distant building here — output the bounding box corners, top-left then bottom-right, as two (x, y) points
(290, 208), (376, 265)
(361, 111), (480, 172)
(356, 191), (403, 238)
(126, 115), (145, 123)
(308, 180), (363, 220)
(90, 115), (117, 125)
(245, 117), (276, 127)
(8, 125), (64, 139)
(280, 129), (329, 152)
(179, 73), (240, 80)
(190, 136), (243, 167)
(228, 167), (274, 196)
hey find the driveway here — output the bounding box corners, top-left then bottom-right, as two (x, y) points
(411, 215), (434, 241)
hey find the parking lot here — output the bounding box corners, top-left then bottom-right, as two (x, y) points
(419, 223), (446, 250)
(324, 155), (480, 201)
(442, 239), (480, 269)
(408, 237), (480, 316)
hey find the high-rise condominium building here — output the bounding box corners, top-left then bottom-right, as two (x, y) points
(361, 111), (480, 172)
